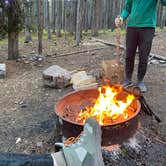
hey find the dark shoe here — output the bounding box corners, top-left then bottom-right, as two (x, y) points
(55, 118), (104, 166)
(136, 81), (147, 92)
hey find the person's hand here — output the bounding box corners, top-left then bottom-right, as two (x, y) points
(115, 16), (123, 27)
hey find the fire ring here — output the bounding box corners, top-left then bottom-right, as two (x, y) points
(55, 87), (141, 146)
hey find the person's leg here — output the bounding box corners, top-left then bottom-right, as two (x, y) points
(122, 27), (139, 87)
(0, 153), (53, 166)
(0, 118), (103, 166)
(55, 117), (104, 166)
(137, 28), (155, 92)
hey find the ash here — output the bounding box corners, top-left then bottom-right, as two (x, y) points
(102, 129), (155, 166)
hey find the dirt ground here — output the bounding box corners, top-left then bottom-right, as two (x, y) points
(0, 30), (165, 165)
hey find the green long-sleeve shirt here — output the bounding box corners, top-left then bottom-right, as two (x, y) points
(121, 0), (166, 28)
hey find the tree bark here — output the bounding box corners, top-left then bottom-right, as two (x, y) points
(7, 0), (21, 60)
(51, 0), (56, 34)
(37, 0), (43, 56)
(56, 0), (62, 37)
(91, 0), (100, 36)
(8, 32), (19, 60)
(47, 0), (51, 39)
(24, 1), (32, 43)
(76, 0), (81, 46)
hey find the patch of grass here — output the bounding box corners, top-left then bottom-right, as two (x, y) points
(5, 26), (165, 46)
(156, 26), (166, 32)
(83, 29), (126, 36)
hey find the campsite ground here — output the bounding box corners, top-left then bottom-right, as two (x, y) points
(0, 29), (166, 165)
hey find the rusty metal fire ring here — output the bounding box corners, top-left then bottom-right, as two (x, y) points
(55, 88), (141, 145)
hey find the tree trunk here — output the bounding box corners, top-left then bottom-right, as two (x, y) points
(76, 0), (81, 46)
(7, 0), (21, 60)
(47, 0), (51, 39)
(8, 32), (19, 60)
(56, 0), (62, 37)
(24, 2), (32, 43)
(37, 0), (43, 56)
(91, 0), (100, 36)
(51, 0), (56, 34)
(161, 6), (166, 28)
(80, 0), (86, 37)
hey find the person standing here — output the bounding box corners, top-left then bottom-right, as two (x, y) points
(115, 0), (166, 92)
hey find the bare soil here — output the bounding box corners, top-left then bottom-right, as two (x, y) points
(0, 30), (165, 165)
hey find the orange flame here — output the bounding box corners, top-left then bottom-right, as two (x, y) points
(77, 85), (135, 125)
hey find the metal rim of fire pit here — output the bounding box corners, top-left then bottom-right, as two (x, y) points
(55, 88), (141, 127)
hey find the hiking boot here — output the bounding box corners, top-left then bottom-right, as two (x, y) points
(136, 81), (147, 92)
(121, 80), (133, 88)
(55, 118), (104, 166)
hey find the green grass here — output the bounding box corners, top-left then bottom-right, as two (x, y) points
(156, 26), (166, 32)
(0, 26), (165, 46)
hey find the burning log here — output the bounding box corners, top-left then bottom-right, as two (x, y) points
(56, 84), (140, 126)
(76, 85), (137, 125)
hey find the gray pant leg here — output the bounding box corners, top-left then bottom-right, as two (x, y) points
(137, 28), (155, 81)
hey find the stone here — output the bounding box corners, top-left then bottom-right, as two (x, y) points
(16, 137), (21, 144)
(43, 65), (71, 88)
(0, 64), (6, 78)
(36, 142), (43, 148)
(150, 60), (159, 65)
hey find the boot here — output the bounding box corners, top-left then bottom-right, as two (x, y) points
(55, 118), (104, 166)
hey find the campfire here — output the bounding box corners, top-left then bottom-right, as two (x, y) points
(56, 84), (140, 127)
(55, 84), (140, 145)
(76, 85), (136, 125)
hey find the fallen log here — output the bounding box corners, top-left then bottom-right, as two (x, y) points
(93, 38), (166, 61)
(92, 38), (125, 49)
(54, 47), (105, 57)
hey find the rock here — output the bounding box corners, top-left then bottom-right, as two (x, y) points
(0, 64), (6, 78)
(16, 137), (21, 144)
(19, 101), (28, 109)
(36, 142), (43, 148)
(43, 65), (71, 88)
(46, 52), (52, 57)
(20, 103), (28, 108)
(31, 50), (35, 54)
(150, 60), (159, 65)
(37, 55), (43, 62)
